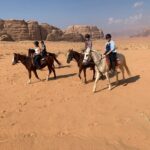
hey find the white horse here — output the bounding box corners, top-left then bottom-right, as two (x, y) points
(91, 50), (131, 93)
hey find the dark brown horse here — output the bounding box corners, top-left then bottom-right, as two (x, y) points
(28, 49), (61, 66)
(66, 49), (95, 83)
(12, 53), (56, 84)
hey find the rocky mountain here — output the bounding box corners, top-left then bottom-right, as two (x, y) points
(0, 19), (104, 41)
(64, 25), (104, 39)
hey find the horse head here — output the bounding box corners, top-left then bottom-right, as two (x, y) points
(66, 49), (74, 63)
(12, 53), (19, 65)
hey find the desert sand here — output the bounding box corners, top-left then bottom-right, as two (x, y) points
(0, 37), (150, 150)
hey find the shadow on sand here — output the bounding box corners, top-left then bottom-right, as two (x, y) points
(111, 75), (141, 90)
(48, 73), (77, 80)
(95, 75), (140, 93)
(55, 65), (71, 69)
(32, 73), (77, 84)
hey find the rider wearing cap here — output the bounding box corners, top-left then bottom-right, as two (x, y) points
(104, 34), (117, 72)
(34, 41), (42, 69)
(83, 34), (92, 64)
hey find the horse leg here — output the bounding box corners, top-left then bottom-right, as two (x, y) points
(123, 57), (131, 77)
(92, 67), (95, 80)
(33, 70), (41, 81)
(105, 72), (112, 90)
(120, 66), (125, 80)
(51, 66), (56, 79)
(115, 70), (119, 85)
(83, 68), (87, 83)
(93, 71), (100, 93)
(28, 70), (32, 84)
(78, 67), (82, 80)
(46, 66), (52, 81)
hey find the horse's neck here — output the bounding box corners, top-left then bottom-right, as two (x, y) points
(19, 55), (28, 67)
(97, 58), (107, 73)
(92, 52), (107, 72)
(73, 52), (81, 65)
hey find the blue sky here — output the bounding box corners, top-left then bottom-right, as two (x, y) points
(0, 0), (150, 34)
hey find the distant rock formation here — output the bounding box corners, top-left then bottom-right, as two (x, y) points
(27, 21), (41, 40)
(0, 33), (14, 41)
(46, 30), (63, 41)
(0, 19), (104, 41)
(0, 19), (63, 41)
(40, 23), (63, 41)
(62, 33), (84, 42)
(1, 20), (30, 40)
(64, 25), (104, 39)
(131, 28), (150, 37)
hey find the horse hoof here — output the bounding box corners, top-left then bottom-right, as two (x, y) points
(108, 87), (112, 91)
(27, 81), (31, 84)
(46, 77), (49, 81)
(38, 79), (42, 82)
(93, 89), (96, 93)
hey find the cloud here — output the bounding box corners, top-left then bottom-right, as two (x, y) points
(108, 13), (143, 25)
(125, 13), (143, 24)
(133, 1), (144, 8)
(108, 18), (123, 24)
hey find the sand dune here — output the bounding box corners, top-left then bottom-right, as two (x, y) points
(0, 38), (150, 150)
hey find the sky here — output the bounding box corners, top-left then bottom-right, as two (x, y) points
(0, 0), (150, 35)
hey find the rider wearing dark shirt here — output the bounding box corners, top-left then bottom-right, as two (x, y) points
(41, 41), (47, 58)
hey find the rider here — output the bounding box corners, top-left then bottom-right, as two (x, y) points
(41, 40), (47, 58)
(83, 34), (92, 64)
(104, 34), (117, 72)
(34, 41), (42, 69)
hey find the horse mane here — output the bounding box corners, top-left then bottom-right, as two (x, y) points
(17, 53), (27, 57)
(15, 53), (29, 60)
(91, 50), (102, 63)
(71, 49), (83, 56)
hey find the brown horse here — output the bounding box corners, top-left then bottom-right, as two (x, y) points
(12, 53), (56, 84)
(28, 49), (61, 66)
(66, 49), (96, 83)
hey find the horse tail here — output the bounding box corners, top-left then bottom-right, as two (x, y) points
(53, 55), (61, 66)
(48, 53), (61, 66)
(123, 56), (131, 76)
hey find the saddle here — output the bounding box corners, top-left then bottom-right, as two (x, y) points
(106, 56), (121, 68)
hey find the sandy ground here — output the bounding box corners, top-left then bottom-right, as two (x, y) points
(0, 38), (150, 150)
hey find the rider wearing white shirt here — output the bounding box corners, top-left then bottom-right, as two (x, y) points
(83, 34), (92, 64)
(34, 41), (42, 69)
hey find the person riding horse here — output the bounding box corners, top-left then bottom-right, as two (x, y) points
(104, 34), (117, 73)
(41, 40), (47, 58)
(83, 34), (92, 64)
(29, 41), (61, 68)
(34, 41), (42, 69)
